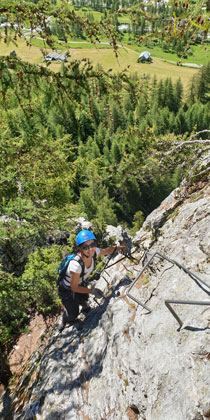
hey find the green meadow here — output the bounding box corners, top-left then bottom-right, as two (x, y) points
(0, 38), (200, 93)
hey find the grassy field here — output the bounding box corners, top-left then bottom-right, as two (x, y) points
(67, 46), (199, 89)
(125, 42), (210, 66)
(0, 38), (199, 93)
(49, 5), (210, 66)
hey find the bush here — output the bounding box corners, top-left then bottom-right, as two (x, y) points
(21, 245), (63, 314)
(0, 270), (29, 347)
(129, 210), (145, 236)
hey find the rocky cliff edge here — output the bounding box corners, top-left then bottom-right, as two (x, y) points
(1, 181), (210, 420)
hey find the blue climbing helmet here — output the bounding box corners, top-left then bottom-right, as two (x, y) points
(76, 230), (96, 247)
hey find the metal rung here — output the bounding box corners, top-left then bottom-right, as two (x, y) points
(125, 252), (156, 312)
(126, 251), (210, 322)
(127, 292), (152, 312)
(165, 299), (210, 327)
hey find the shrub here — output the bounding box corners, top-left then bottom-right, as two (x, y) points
(21, 245), (63, 314)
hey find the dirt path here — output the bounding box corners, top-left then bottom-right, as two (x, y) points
(0, 313), (58, 397)
(9, 313), (57, 374)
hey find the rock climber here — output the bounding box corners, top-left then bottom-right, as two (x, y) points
(58, 229), (125, 331)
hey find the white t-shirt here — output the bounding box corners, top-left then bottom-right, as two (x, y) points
(63, 248), (100, 287)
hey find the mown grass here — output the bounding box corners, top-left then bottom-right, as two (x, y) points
(15, 35), (210, 67)
(122, 39), (210, 66)
(67, 47), (199, 91)
(0, 38), (199, 93)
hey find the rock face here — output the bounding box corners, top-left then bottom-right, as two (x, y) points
(1, 182), (210, 420)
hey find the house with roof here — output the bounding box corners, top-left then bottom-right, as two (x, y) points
(137, 51), (152, 63)
(44, 52), (68, 62)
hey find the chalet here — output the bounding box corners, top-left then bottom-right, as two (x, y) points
(44, 52), (68, 62)
(137, 51), (152, 63)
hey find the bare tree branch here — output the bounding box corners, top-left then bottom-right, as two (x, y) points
(191, 167), (210, 180)
(164, 131), (210, 155)
(188, 130), (210, 141)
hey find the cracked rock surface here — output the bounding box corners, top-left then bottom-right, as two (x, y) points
(1, 182), (210, 420)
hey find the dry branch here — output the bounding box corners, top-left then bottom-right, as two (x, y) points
(164, 130), (210, 155)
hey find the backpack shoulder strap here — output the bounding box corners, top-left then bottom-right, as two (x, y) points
(73, 254), (85, 281)
(76, 252), (97, 284)
(69, 252), (97, 286)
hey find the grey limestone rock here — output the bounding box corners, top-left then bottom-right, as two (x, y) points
(74, 217), (93, 232)
(1, 182), (210, 420)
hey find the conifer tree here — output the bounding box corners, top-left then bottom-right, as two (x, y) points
(187, 75), (197, 104)
(110, 101), (125, 133)
(203, 106), (210, 132)
(169, 112), (176, 134)
(136, 90), (149, 121)
(110, 139), (122, 164)
(157, 79), (165, 108)
(115, 176), (143, 223)
(190, 102), (204, 131)
(79, 179), (117, 226)
(149, 100), (159, 133)
(174, 78), (183, 113)
(187, 63), (210, 104)
(127, 110), (134, 126)
(174, 108), (188, 134)
(86, 136), (100, 159)
(91, 96), (100, 127)
(95, 122), (106, 151)
(103, 142), (111, 166)
(155, 107), (171, 135)
(123, 93), (134, 114)
(164, 78), (175, 112)
(196, 63), (210, 104)
(91, 139), (101, 159)
(150, 75), (158, 103)
(185, 104), (199, 132)
(78, 141), (86, 158)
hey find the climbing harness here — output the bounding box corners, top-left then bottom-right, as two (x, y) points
(126, 251), (210, 328)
